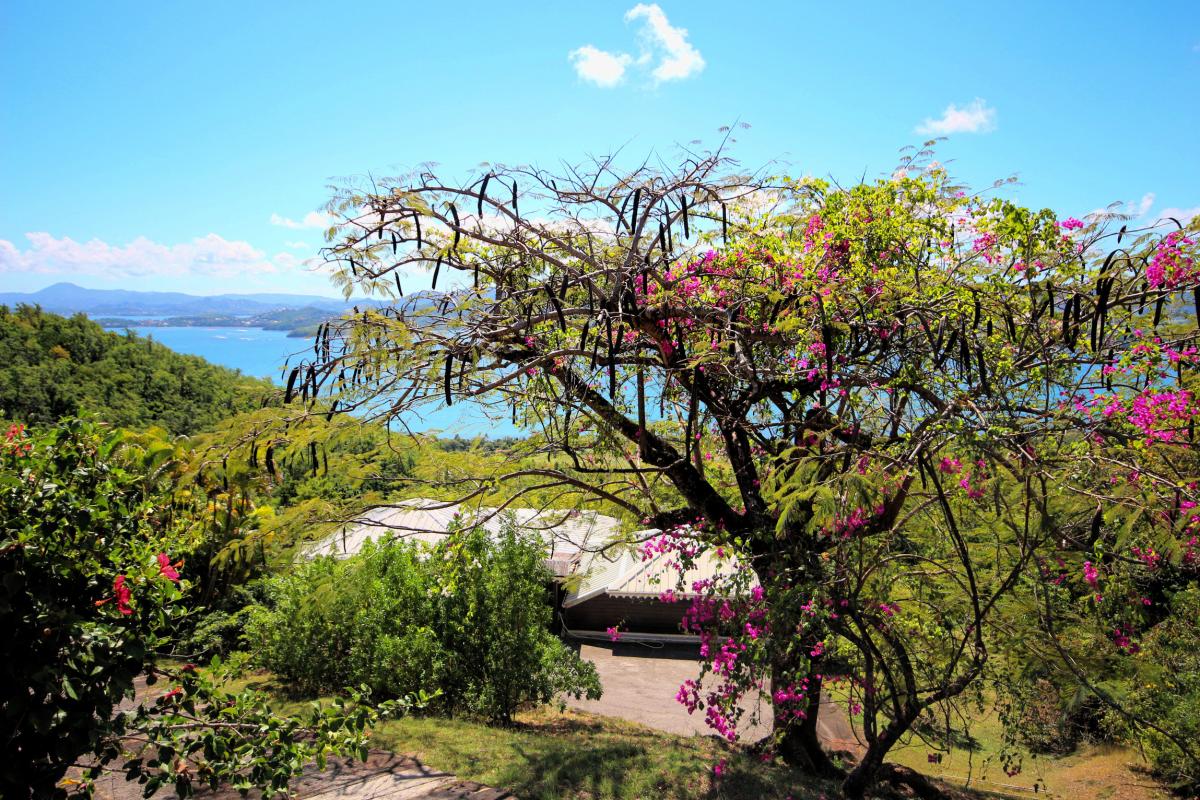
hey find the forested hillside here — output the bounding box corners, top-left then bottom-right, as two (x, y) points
(0, 304), (272, 434)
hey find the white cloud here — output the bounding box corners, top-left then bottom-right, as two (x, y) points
(625, 4), (704, 84)
(569, 4), (703, 88)
(285, 240), (312, 250)
(1157, 205), (1200, 224)
(0, 232), (304, 281)
(915, 98), (997, 135)
(569, 45), (633, 87)
(269, 211), (335, 230)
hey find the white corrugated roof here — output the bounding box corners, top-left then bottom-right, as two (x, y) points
(301, 499), (622, 572)
(562, 536), (756, 608)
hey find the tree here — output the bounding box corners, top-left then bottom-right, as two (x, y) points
(289, 142), (1200, 797)
(0, 419), (407, 798)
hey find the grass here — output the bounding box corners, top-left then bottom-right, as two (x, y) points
(823, 692), (1168, 800)
(229, 671), (841, 799)
(229, 669), (1167, 799)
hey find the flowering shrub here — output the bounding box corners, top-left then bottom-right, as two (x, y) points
(0, 419), (399, 798)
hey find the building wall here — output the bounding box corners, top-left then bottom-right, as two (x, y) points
(561, 595), (689, 636)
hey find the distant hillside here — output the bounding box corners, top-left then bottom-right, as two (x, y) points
(0, 282), (363, 317)
(0, 304), (273, 435)
(93, 306), (337, 337)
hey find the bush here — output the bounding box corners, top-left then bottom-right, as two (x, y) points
(1113, 587), (1200, 793)
(247, 521), (601, 722)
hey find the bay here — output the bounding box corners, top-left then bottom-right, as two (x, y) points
(122, 326), (300, 382)
(115, 325), (516, 437)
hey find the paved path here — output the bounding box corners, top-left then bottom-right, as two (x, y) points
(567, 642), (862, 753)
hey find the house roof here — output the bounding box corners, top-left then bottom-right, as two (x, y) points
(301, 498), (622, 576)
(562, 539), (755, 608)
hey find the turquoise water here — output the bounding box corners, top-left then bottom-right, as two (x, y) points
(118, 325), (515, 436)
(127, 326), (299, 382)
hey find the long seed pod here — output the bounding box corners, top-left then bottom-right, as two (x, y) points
(629, 188), (642, 234)
(973, 295), (981, 328)
(959, 328), (971, 380)
(478, 173), (491, 219)
(1097, 277), (1112, 345)
(511, 179), (518, 217)
(444, 354), (453, 406)
(1153, 295), (1165, 329)
(325, 399), (338, 421)
(432, 255), (442, 290)
(721, 202), (728, 243)
(349, 258), (359, 277)
(264, 445), (277, 479)
(395, 273), (403, 298)
(413, 213), (422, 249)
(636, 364), (647, 459)
(391, 231), (398, 254)
(448, 203), (461, 250)
(617, 192), (633, 232)
(659, 222), (668, 256)
(547, 285), (566, 330)
(313, 323), (324, 356)
(310, 442), (318, 478)
(578, 320), (590, 355)
(322, 446), (329, 476)
(1194, 287), (1200, 328)
(976, 347), (989, 394)
(681, 195), (690, 238)
(248, 442), (258, 468)
(284, 366), (300, 402)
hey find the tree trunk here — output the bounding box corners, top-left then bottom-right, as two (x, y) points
(773, 654), (842, 778)
(840, 717), (911, 799)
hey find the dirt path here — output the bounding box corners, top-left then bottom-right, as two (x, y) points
(88, 750), (512, 799)
(80, 679), (513, 799)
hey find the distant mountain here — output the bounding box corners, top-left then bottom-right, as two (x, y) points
(0, 282), (363, 316)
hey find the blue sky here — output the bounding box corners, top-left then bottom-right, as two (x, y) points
(2, 0), (1198, 296)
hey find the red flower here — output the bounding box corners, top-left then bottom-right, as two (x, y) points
(113, 575), (133, 615)
(157, 553), (180, 582)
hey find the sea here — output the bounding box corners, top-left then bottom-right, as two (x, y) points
(125, 325), (298, 382)
(111, 324), (515, 437)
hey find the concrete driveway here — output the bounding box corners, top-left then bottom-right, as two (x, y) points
(566, 642), (860, 753)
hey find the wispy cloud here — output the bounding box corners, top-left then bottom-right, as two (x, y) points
(915, 98), (997, 135)
(0, 232), (304, 281)
(1087, 192), (1200, 226)
(269, 211), (335, 230)
(1157, 205), (1200, 224)
(569, 4), (704, 88)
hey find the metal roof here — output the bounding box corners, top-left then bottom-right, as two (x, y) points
(301, 499), (622, 575)
(562, 539), (756, 608)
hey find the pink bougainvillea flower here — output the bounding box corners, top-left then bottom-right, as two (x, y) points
(113, 575), (133, 615)
(606, 626), (622, 642)
(157, 552), (180, 582)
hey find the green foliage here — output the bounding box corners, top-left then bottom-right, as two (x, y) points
(0, 418), (415, 798)
(1111, 587), (1200, 791)
(0, 305), (271, 434)
(247, 523), (601, 722)
(0, 418), (184, 794)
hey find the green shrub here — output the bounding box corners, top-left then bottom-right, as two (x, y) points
(1112, 587), (1200, 793)
(247, 521), (601, 722)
